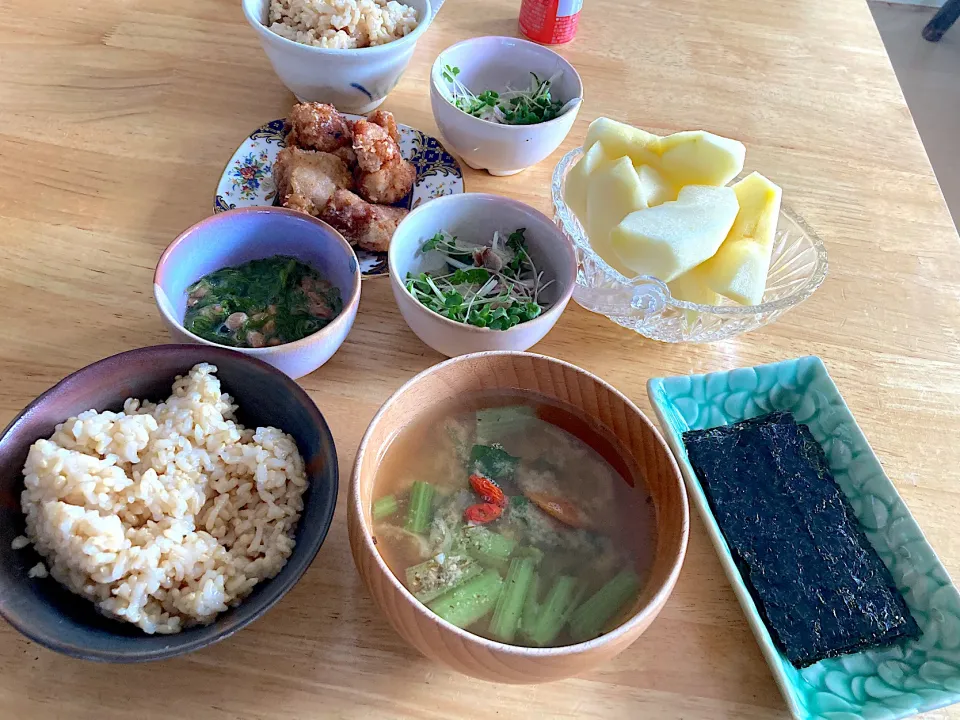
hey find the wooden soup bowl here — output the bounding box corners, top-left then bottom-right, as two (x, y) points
(348, 351), (689, 683)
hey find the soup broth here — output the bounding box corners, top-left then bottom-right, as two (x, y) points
(371, 389), (656, 648)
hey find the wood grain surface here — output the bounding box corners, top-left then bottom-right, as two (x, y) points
(1, 0), (958, 717)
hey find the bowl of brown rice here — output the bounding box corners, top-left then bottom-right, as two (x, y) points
(243, 0), (434, 113)
(0, 345), (339, 661)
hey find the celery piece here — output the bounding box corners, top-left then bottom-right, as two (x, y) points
(405, 481), (436, 534)
(373, 494), (398, 521)
(405, 555), (482, 604)
(520, 571), (541, 638)
(470, 444), (519, 480)
(513, 545), (544, 564)
(568, 569), (642, 642)
(488, 556), (537, 643)
(527, 575), (584, 647)
(463, 526), (516, 568)
(428, 569), (504, 629)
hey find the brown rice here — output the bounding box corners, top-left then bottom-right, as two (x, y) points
(13, 363), (308, 634)
(268, 0), (419, 49)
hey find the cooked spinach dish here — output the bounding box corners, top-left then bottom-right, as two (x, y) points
(184, 255), (342, 348)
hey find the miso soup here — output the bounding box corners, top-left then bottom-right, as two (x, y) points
(370, 389), (656, 648)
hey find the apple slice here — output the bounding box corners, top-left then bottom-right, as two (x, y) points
(564, 141), (615, 222)
(610, 185), (739, 282)
(635, 164), (676, 207)
(699, 171), (783, 305)
(658, 130), (746, 187)
(668, 264), (722, 305)
(668, 263), (723, 325)
(585, 117), (661, 167)
(586, 157), (648, 275)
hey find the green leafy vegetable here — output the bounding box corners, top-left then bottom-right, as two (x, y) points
(182, 255), (342, 348)
(439, 65), (566, 126)
(471, 444), (519, 480)
(441, 64), (460, 83)
(404, 228), (553, 331)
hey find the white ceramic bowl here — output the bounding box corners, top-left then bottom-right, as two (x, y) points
(242, 0), (434, 113)
(430, 36), (583, 176)
(154, 208), (361, 379)
(388, 193), (577, 357)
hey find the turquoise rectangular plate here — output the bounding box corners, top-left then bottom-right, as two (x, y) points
(647, 356), (960, 720)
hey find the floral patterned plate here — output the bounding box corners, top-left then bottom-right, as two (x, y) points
(214, 117), (464, 277)
(648, 356), (960, 720)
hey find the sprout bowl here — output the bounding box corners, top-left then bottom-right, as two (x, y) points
(551, 148), (828, 343)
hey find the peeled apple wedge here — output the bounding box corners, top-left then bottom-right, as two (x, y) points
(585, 117), (661, 167)
(586, 157), (649, 275)
(564, 141), (615, 222)
(658, 130), (746, 187)
(635, 164), (676, 207)
(668, 264), (722, 305)
(580, 139), (616, 174)
(699, 172), (783, 305)
(610, 185), (740, 282)
(668, 263), (722, 325)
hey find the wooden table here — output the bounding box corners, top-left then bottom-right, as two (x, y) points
(1, 0), (957, 717)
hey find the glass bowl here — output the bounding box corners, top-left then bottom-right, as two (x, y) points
(551, 147), (829, 343)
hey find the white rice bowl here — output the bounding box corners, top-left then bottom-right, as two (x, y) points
(268, 0), (419, 49)
(14, 363), (308, 634)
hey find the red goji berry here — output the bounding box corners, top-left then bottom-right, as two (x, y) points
(469, 473), (506, 507)
(464, 502), (504, 524)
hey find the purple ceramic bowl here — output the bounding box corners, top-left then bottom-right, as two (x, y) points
(0, 345), (339, 662)
(154, 207), (361, 379)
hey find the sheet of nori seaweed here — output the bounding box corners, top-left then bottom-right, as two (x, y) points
(682, 411), (920, 668)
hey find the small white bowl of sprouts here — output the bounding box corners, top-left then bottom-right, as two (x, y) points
(429, 36), (583, 176)
(387, 193), (577, 357)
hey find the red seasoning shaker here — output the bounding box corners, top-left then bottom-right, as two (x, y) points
(519, 0), (582, 44)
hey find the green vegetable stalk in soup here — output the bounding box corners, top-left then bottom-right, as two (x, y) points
(370, 392), (656, 648)
(183, 255), (342, 348)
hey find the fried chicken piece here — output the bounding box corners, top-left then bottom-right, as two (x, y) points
(331, 145), (357, 169)
(352, 118), (400, 172)
(286, 102), (353, 154)
(348, 112), (416, 204)
(273, 147), (353, 216)
(367, 109), (400, 143)
(355, 159), (416, 205)
(320, 189), (408, 253)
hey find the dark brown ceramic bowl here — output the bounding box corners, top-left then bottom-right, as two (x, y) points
(0, 345), (338, 661)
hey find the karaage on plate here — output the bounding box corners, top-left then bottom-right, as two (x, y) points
(273, 146), (353, 216)
(320, 189), (408, 253)
(279, 102), (416, 252)
(285, 102), (353, 154)
(351, 117), (415, 205)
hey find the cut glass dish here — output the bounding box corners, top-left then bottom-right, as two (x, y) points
(551, 147), (828, 342)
